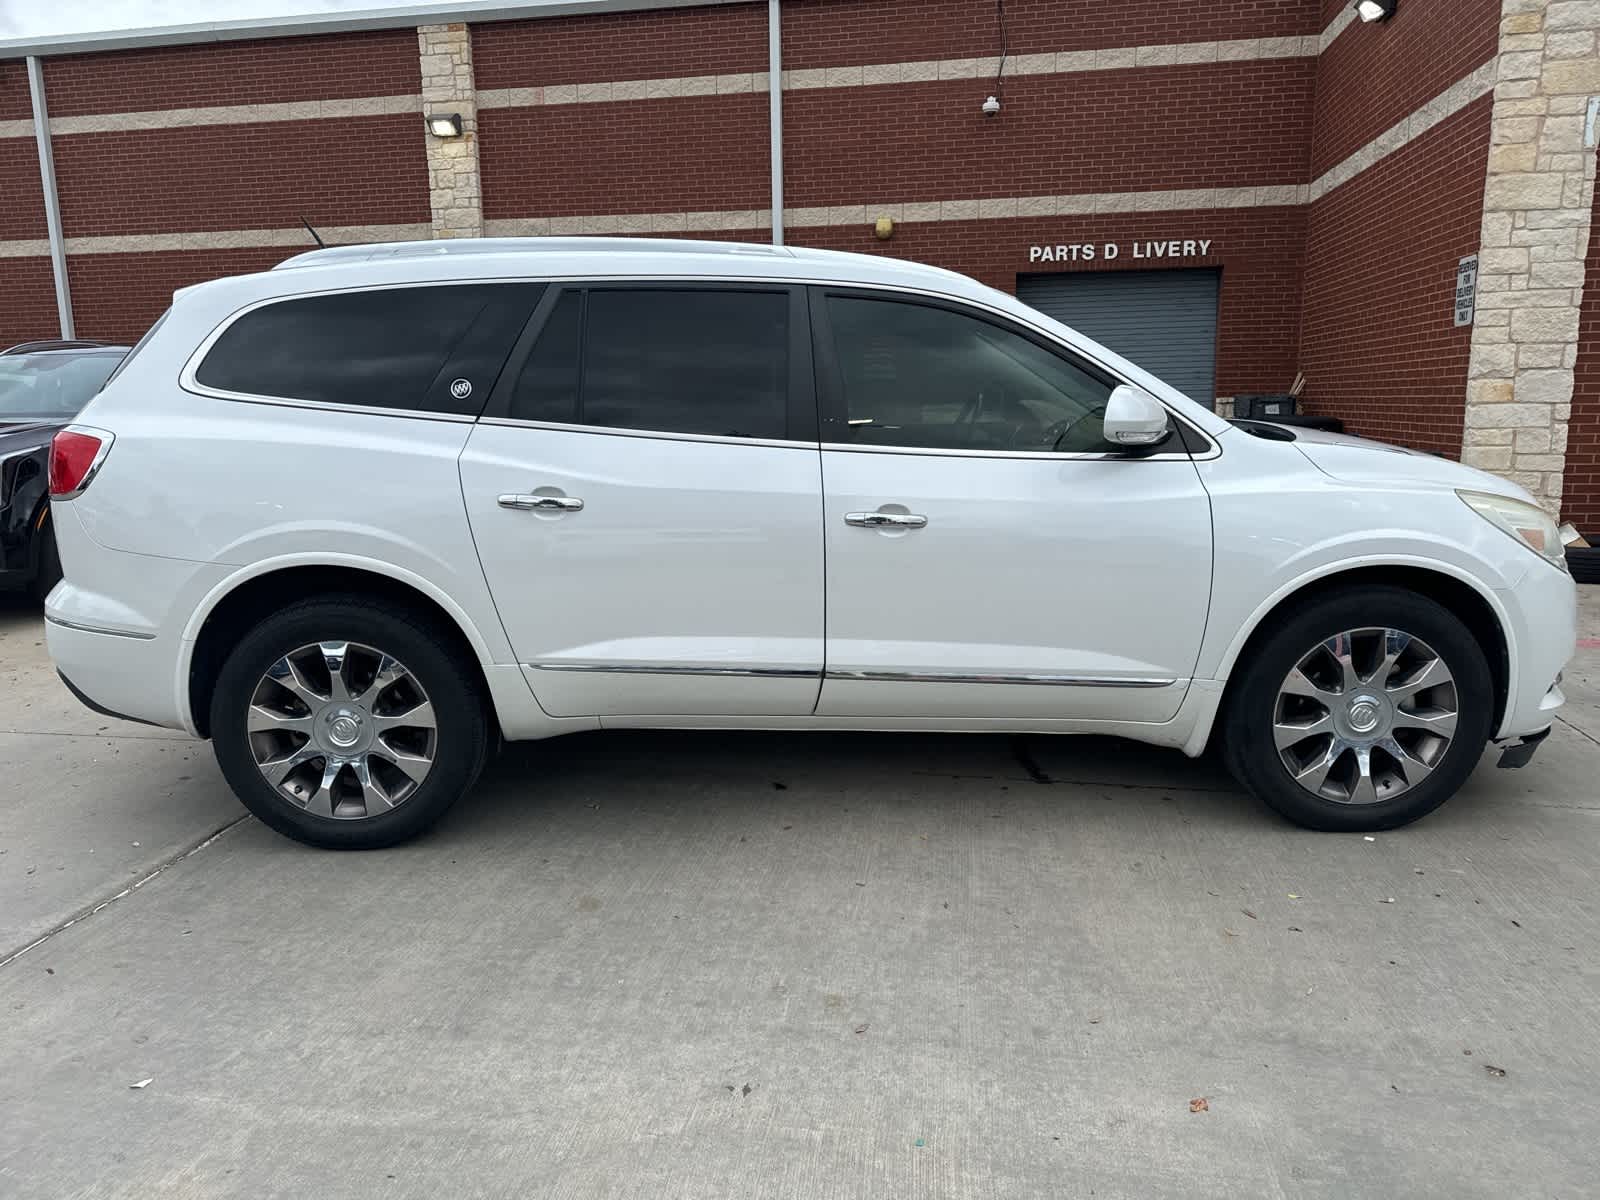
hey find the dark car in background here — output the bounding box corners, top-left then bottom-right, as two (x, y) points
(1, 342), (128, 600)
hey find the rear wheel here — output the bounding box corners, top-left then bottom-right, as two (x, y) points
(210, 596), (489, 848)
(1221, 587), (1494, 831)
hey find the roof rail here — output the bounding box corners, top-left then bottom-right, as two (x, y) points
(1, 338), (113, 355)
(275, 236), (798, 270)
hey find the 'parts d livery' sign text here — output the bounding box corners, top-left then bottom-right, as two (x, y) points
(1028, 240), (1213, 264)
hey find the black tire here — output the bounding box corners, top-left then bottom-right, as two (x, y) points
(30, 517), (62, 604)
(209, 595), (489, 849)
(1221, 586), (1494, 832)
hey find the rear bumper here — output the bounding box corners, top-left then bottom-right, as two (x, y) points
(45, 615), (190, 731)
(56, 666), (164, 728)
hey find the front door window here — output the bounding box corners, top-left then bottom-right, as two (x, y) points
(825, 295), (1118, 454)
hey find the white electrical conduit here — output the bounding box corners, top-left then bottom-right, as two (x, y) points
(768, 0), (784, 246)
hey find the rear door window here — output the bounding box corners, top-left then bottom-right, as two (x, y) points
(507, 287), (790, 440)
(195, 284), (543, 415)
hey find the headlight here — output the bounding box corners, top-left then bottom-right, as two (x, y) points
(1458, 490), (1568, 571)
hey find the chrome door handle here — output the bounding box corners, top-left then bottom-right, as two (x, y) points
(498, 493), (584, 512)
(845, 511), (927, 529)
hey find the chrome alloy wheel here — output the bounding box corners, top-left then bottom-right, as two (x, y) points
(1274, 628), (1459, 806)
(246, 641), (437, 819)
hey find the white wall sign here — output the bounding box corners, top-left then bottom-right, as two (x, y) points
(1028, 239), (1213, 265)
(1454, 254), (1478, 328)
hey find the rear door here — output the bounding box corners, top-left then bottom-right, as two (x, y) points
(459, 283), (825, 717)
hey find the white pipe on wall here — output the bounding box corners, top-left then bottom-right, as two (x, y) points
(26, 55), (74, 339)
(767, 0), (783, 246)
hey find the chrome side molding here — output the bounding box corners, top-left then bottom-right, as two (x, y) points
(823, 669), (1176, 687)
(532, 662), (820, 679)
(529, 661), (1175, 688)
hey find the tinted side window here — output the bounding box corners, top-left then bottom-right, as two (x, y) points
(825, 296), (1117, 453)
(508, 288), (788, 438)
(509, 290), (581, 423)
(196, 284), (542, 415)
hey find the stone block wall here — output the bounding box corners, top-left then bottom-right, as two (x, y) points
(1463, 0), (1600, 511)
(418, 23), (482, 239)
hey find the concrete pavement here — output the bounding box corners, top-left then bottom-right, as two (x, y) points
(3, 591), (1599, 1198)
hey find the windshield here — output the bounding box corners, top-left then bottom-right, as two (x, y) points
(0, 352), (124, 421)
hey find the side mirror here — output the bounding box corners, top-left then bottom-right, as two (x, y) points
(1102, 384), (1172, 449)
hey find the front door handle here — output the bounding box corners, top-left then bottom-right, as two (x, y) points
(845, 511), (927, 529)
(498, 493), (584, 513)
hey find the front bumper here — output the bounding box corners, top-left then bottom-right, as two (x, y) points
(1495, 563), (1577, 740)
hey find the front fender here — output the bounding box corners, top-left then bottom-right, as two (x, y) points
(1203, 551), (1517, 686)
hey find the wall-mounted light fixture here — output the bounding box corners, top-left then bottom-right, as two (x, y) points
(1354, 0), (1396, 22)
(427, 113), (464, 138)
(874, 216), (895, 241)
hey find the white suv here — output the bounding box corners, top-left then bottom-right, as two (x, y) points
(45, 238), (1575, 848)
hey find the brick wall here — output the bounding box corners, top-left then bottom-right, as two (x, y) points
(788, 207), (1307, 396)
(1561, 174), (1600, 533)
(783, 61), (1315, 209)
(473, 4), (767, 86)
(1, 137), (46, 240)
(1310, 0), (1500, 177)
(782, 0), (1320, 67)
(1, 59), (31, 120)
(40, 30), (420, 114)
(2, 27), (435, 342)
(52, 117), (429, 237)
(0, 258), (60, 346)
(65, 248), (294, 344)
(1298, 97), (1493, 455)
(480, 94), (770, 219)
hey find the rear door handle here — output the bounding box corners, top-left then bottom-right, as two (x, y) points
(498, 493), (584, 512)
(845, 511), (927, 529)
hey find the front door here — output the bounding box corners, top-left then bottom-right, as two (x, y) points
(810, 289), (1214, 722)
(460, 283), (824, 717)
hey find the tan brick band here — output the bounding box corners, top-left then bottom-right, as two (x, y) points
(474, 35), (1321, 111)
(0, 94), (419, 140)
(481, 185), (1311, 238)
(0, 223), (431, 259)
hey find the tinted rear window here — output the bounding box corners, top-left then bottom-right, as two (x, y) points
(196, 284), (542, 415)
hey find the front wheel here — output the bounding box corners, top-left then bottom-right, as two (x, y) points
(1221, 587), (1494, 832)
(210, 596), (489, 849)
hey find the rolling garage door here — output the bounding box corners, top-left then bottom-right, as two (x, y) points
(1017, 269), (1221, 406)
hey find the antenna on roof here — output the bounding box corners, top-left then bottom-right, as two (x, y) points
(300, 217), (326, 249)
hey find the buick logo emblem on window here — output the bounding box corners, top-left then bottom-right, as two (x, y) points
(449, 378), (473, 400)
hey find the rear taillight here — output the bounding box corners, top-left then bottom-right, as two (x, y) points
(49, 427), (114, 500)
